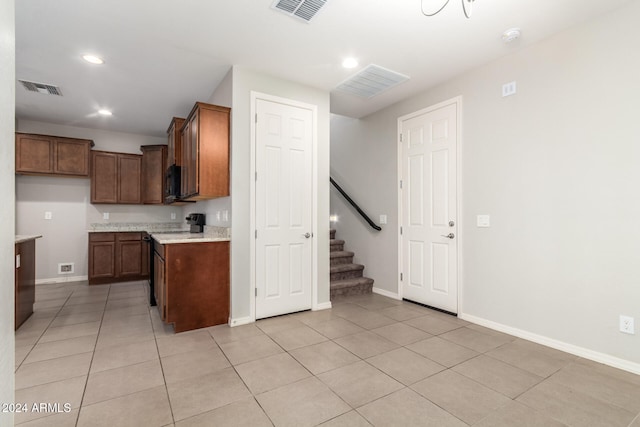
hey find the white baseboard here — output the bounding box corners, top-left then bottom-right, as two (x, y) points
(36, 275), (88, 285)
(460, 313), (640, 376)
(373, 287), (401, 300)
(229, 316), (253, 327)
(313, 302), (332, 311)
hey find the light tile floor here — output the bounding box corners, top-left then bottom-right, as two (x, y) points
(13, 280), (640, 426)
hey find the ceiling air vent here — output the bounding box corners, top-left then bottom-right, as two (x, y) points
(336, 65), (410, 99)
(18, 80), (63, 96)
(271, 0), (328, 22)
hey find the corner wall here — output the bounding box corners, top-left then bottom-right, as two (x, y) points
(0, 0), (16, 423)
(230, 66), (331, 322)
(330, 2), (640, 368)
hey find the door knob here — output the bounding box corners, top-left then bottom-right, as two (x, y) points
(303, 233), (311, 238)
(441, 233), (455, 239)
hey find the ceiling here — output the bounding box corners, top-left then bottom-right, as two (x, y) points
(15, 0), (632, 137)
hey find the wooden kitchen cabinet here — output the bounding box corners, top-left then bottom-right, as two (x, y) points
(16, 133), (93, 177)
(15, 239), (36, 329)
(88, 232), (148, 284)
(180, 102), (230, 201)
(167, 117), (185, 168)
(153, 240), (229, 332)
(91, 150), (142, 204)
(141, 145), (167, 204)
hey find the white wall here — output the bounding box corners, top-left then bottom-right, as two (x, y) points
(330, 2), (640, 368)
(15, 121), (181, 282)
(0, 0), (16, 423)
(229, 66), (331, 322)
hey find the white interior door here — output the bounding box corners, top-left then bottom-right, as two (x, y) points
(400, 100), (458, 313)
(255, 98), (313, 319)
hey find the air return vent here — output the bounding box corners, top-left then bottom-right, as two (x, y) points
(271, 0), (328, 22)
(335, 64), (410, 99)
(19, 80), (63, 96)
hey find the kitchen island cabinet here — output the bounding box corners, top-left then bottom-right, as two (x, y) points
(15, 235), (41, 329)
(88, 232), (148, 284)
(153, 239), (229, 332)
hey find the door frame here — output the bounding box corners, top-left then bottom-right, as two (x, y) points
(396, 96), (464, 313)
(249, 91), (319, 321)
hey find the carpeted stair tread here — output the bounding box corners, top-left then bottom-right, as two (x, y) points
(330, 239), (345, 245)
(330, 263), (364, 273)
(330, 277), (374, 290)
(330, 250), (354, 259)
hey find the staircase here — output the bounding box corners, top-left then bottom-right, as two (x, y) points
(330, 229), (374, 299)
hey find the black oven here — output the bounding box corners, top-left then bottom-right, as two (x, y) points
(165, 164), (181, 202)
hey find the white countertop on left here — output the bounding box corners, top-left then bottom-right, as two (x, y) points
(15, 235), (43, 244)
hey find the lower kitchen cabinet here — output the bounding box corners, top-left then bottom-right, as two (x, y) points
(153, 240), (229, 332)
(88, 232), (149, 284)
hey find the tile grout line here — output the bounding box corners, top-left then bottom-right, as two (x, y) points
(73, 283), (113, 427)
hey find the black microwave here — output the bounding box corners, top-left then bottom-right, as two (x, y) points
(165, 164), (181, 202)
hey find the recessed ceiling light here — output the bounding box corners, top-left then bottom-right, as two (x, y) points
(342, 58), (359, 69)
(502, 28), (521, 44)
(97, 109), (112, 116)
(82, 54), (104, 65)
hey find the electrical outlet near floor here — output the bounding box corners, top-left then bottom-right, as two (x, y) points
(619, 315), (635, 334)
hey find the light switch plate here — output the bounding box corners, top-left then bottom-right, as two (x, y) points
(477, 215), (491, 227)
(170, 213), (176, 220)
(103, 212), (109, 220)
(16, 254), (20, 269)
(379, 215), (387, 224)
(44, 211), (52, 220)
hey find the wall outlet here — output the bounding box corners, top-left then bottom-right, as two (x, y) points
(502, 81), (517, 97)
(329, 214), (338, 222)
(171, 212), (176, 220)
(222, 210), (229, 221)
(216, 211), (221, 221)
(16, 254), (20, 269)
(44, 211), (52, 220)
(620, 315), (635, 334)
(103, 212), (109, 220)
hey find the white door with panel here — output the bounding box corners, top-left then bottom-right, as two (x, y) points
(400, 100), (458, 313)
(255, 99), (313, 319)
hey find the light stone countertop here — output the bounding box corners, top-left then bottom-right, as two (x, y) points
(15, 235), (43, 244)
(151, 232), (230, 244)
(88, 222), (189, 233)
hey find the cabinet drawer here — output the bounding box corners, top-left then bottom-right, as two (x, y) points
(117, 232), (142, 241)
(89, 232), (116, 242)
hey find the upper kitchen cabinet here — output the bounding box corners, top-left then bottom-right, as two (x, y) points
(16, 133), (94, 177)
(141, 145), (167, 204)
(91, 150), (142, 204)
(180, 103), (230, 201)
(167, 117), (185, 168)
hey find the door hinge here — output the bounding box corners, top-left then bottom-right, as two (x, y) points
(255, 171), (257, 181)
(255, 113), (258, 123)
(255, 230), (257, 239)
(400, 134), (403, 142)
(255, 288), (257, 297)
(400, 226), (403, 235)
(399, 180), (403, 189)
(400, 273), (403, 281)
